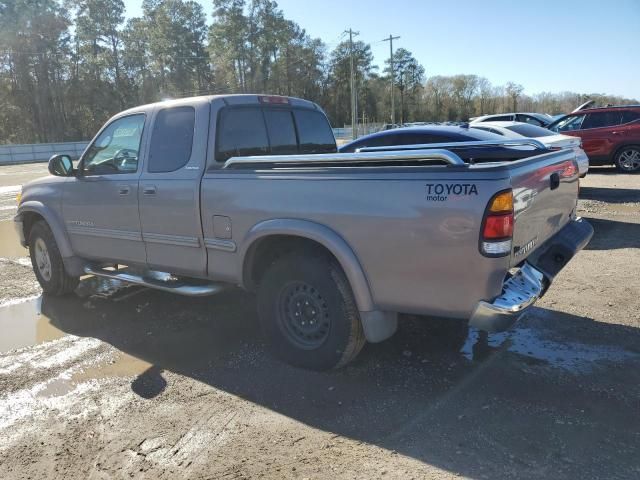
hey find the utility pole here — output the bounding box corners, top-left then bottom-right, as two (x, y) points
(344, 28), (359, 139)
(382, 34), (400, 125)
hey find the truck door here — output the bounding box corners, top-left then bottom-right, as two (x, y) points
(138, 103), (209, 276)
(62, 113), (147, 263)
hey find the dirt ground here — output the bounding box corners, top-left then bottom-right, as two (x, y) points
(0, 164), (639, 479)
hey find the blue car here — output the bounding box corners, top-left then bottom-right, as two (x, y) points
(339, 125), (546, 162)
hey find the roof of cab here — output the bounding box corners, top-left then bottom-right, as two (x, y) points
(115, 94), (320, 117)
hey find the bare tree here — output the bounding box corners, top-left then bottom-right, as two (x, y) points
(505, 81), (524, 111)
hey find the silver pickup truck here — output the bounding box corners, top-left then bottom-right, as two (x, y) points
(15, 94), (593, 370)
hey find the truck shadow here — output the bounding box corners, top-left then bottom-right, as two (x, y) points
(583, 217), (640, 249)
(579, 186), (640, 203)
(40, 287), (640, 479)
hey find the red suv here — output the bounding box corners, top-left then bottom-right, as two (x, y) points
(548, 105), (640, 172)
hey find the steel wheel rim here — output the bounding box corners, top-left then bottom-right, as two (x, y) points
(277, 281), (331, 349)
(618, 148), (640, 171)
(34, 238), (52, 281)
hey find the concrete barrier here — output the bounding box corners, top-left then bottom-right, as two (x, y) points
(0, 142), (88, 165)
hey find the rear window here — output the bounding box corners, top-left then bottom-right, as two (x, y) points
(470, 126), (505, 136)
(216, 107), (336, 161)
(148, 107), (195, 173)
(294, 110), (337, 154)
(461, 128), (507, 141)
(340, 133), (403, 152)
(216, 108), (269, 161)
(395, 132), (461, 144)
(264, 109), (298, 155)
(506, 124), (555, 137)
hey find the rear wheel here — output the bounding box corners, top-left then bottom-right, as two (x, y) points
(614, 146), (640, 173)
(256, 251), (365, 370)
(29, 221), (79, 295)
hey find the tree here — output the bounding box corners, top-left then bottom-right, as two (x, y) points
(384, 48), (424, 124)
(325, 40), (375, 126)
(506, 81), (524, 111)
(0, 0), (71, 142)
(0, 0), (638, 144)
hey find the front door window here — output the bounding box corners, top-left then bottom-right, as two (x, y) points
(82, 115), (145, 175)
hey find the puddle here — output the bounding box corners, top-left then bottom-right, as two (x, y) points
(461, 326), (636, 372)
(36, 376), (75, 398)
(0, 220), (27, 258)
(73, 352), (153, 382)
(0, 297), (66, 353)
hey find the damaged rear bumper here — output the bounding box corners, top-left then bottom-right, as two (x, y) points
(469, 217), (594, 332)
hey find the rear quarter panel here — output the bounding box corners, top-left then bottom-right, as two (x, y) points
(201, 168), (512, 318)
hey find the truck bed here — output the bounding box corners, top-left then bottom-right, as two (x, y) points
(201, 144), (579, 319)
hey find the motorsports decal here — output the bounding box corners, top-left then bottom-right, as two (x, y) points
(425, 183), (478, 202)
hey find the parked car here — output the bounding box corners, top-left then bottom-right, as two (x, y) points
(547, 105), (640, 172)
(15, 94), (592, 370)
(339, 125), (550, 163)
(469, 121), (589, 176)
(470, 112), (553, 127)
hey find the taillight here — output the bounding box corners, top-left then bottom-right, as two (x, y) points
(480, 189), (514, 257)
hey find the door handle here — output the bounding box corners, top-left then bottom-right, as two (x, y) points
(117, 184), (130, 195)
(550, 172), (560, 190)
(611, 131), (622, 135)
(143, 185), (157, 195)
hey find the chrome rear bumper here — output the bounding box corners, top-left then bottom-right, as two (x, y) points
(469, 263), (545, 332)
(469, 217), (594, 332)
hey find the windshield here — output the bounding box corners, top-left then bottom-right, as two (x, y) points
(507, 124), (555, 137)
(549, 114), (584, 132)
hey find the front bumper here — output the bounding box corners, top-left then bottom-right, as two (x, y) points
(469, 217), (594, 332)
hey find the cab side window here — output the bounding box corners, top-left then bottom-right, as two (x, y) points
(82, 114), (145, 175)
(581, 112), (622, 130)
(621, 111), (640, 124)
(482, 115), (512, 122)
(147, 107), (195, 173)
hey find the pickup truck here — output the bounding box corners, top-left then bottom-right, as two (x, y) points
(14, 94), (593, 370)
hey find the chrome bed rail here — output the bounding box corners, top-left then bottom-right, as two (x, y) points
(223, 148), (466, 169)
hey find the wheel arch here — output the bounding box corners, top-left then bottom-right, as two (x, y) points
(16, 201), (74, 258)
(611, 143), (640, 163)
(240, 219), (375, 312)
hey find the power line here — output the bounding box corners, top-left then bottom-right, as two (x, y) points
(382, 34), (400, 125)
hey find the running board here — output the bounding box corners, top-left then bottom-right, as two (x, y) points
(83, 265), (226, 297)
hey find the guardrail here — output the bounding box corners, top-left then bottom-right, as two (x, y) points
(0, 142), (88, 165)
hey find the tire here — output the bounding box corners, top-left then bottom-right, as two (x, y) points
(28, 221), (79, 295)
(614, 146), (640, 173)
(256, 251), (365, 370)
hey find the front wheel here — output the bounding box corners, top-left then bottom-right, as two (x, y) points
(29, 221), (79, 295)
(614, 146), (640, 173)
(256, 251), (365, 370)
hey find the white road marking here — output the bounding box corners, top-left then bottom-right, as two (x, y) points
(0, 185), (21, 195)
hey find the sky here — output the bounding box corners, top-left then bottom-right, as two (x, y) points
(124, 0), (640, 99)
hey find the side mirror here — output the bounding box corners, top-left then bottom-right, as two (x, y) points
(48, 154), (74, 177)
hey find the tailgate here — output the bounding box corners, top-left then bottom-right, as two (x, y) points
(509, 149), (579, 266)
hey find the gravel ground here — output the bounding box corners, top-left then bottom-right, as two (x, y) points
(0, 165), (639, 479)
